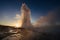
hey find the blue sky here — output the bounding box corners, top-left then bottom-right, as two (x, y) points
(0, 0), (60, 26)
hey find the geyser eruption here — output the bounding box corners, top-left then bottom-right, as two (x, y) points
(21, 3), (32, 28)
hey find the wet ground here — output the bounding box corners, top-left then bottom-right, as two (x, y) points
(0, 29), (60, 40)
(0, 25), (60, 40)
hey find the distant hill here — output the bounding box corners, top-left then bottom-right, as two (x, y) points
(0, 25), (25, 33)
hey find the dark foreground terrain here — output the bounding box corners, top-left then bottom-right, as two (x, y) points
(0, 25), (60, 40)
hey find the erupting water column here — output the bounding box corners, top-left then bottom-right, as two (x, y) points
(21, 3), (32, 28)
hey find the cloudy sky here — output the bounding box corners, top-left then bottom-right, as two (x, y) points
(0, 0), (60, 26)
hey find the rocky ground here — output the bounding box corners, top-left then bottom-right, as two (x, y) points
(0, 28), (35, 40)
(0, 29), (60, 40)
(0, 25), (60, 40)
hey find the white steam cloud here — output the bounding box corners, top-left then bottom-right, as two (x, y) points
(33, 12), (56, 27)
(14, 14), (22, 27)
